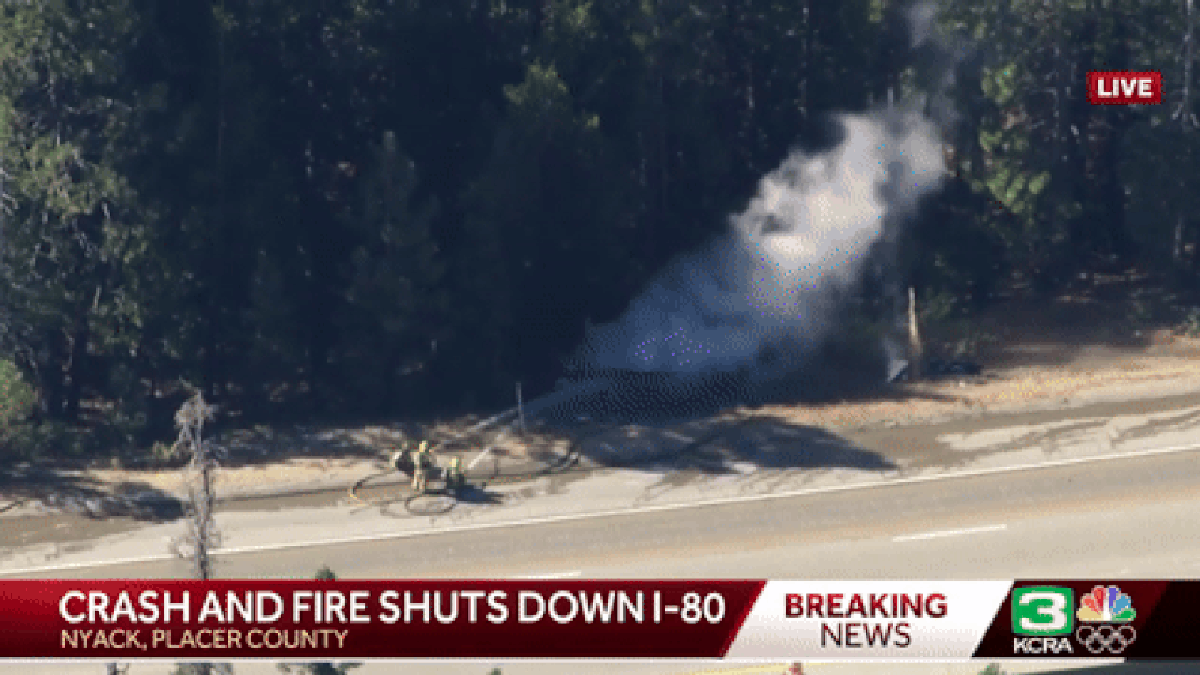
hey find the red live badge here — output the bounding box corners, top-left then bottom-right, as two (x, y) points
(1087, 71), (1162, 105)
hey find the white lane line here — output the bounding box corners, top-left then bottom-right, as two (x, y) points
(512, 570), (583, 580)
(4, 441), (1200, 576)
(892, 523), (1008, 543)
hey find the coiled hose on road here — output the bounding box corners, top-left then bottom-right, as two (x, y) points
(347, 414), (750, 515)
(348, 448), (584, 515)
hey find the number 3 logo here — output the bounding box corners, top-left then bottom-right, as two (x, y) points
(1012, 587), (1074, 636)
(1021, 592), (1067, 631)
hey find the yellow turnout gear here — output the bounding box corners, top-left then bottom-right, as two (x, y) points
(412, 440), (433, 493)
(447, 456), (465, 491)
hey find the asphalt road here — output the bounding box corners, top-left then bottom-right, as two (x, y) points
(18, 446), (1200, 580)
(7, 394), (1200, 675)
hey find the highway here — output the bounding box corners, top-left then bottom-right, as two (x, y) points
(5, 394), (1200, 675)
(11, 445), (1200, 581)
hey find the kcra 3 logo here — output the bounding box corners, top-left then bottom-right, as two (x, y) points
(1010, 585), (1137, 656)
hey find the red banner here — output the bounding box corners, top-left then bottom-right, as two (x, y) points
(0, 580), (764, 659)
(8, 578), (1200, 661)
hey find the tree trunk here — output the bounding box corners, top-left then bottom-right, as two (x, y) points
(1179, 0), (1195, 264)
(1175, 213), (1186, 262)
(907, 286), (923, 381)
(64, 305), (90, 422)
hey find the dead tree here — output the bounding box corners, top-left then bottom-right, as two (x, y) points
(168, 391), (232, 675)
(171, 390), (220, 580)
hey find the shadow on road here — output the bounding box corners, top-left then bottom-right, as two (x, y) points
(0, 468), (184, 522)
(212, 426), (386, 469)
(454, 484), (506, 505)
(563, 412), (897, 476)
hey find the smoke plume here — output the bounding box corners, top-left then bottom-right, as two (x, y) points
(575, 109), (947, 385)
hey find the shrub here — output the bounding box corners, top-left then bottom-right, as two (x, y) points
(1183, 306), (1200, 337)
(0, 359), (37, 458)
(0, 359), (36, 429)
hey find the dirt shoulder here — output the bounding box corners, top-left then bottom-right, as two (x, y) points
(4, 285), (1200, 518)
(42, 334), (1200, 502)
(754, 333), (1200, 431)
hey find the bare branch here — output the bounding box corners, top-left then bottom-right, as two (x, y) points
(166, 390), (226, 675)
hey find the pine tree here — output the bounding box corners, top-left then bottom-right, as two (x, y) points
(330, 130), (446, 413)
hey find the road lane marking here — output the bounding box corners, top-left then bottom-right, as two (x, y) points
(679, 666), (791, 675)
(892, 523), (1008, 543)
(4, 441), (1200, 575)
(512, 570), (583, 579)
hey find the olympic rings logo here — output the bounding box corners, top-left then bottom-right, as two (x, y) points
(1075, 624), (1137, 654)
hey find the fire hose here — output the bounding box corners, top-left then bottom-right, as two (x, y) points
(347, 380), (605, 514)
(348, 449), (583, 515)
(347, 404), (751, 516)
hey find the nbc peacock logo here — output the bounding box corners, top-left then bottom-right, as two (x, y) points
(1077, 585), (1136, 623)
(1074, 585), (1137, 655)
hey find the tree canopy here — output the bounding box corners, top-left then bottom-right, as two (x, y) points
(0, 0), (1196, 457)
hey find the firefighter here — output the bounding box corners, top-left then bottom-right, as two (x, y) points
(447, 455), (465, 492)
(412, 440), (432, 493)
(389, 441), (411, 475)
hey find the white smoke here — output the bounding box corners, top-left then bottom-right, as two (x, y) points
(906, 1), (939, 49)
(578, 109), (947, 378)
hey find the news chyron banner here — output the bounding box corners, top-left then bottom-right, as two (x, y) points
(0, 579), (1196, 661)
